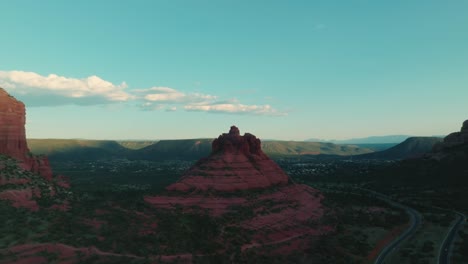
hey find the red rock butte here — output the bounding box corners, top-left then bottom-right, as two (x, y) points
(167, 126), (289, 192)
(145, 126), (331, 254)
(0, 87), (52, 179)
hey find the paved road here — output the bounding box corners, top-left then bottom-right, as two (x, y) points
(374, 204), (422, 264)
(356, 188), (423, 264)
(438, 212), (467, 264)
(312, 185), (423, 264)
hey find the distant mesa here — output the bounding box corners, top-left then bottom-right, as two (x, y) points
(26, 126), (373, 162)
(145, 126), (331, 254)
(355, 136), (443, 160)
(355, 121), (468, 161)
(306, 135), (412, 144)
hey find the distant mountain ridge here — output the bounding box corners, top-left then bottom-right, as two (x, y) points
(355, 137), (443, 160)
(261, 141), (373, 157)
(131, 139), (214, 161)
(372, 120), (468, 191)
(27, 138), (375, 161)
(27, 139), (131, 161)
(117, 140), (157, 149)
(306, 135), (413, 144)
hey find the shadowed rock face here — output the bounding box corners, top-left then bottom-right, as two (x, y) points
(439, 120), (468, 146)
(430, 120), (468, 162)
(212, 126), (264, 157)
(167, 126), (289, 192)
(0, 88), (52, 180)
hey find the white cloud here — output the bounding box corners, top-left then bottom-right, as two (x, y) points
(134, 86), (217, 104)
(136, 87), (285, 116)
(0, 70), (286, 116)
(139, 102), (166, 111)
(185, 103), (286, 116)
(138, 87), (185, 102)
(0, 79), (16, 89)
(0, 70), (131, 104)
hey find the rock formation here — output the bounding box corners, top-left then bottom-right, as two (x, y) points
(0, 87), (52, 179)
(167, 126), (289, 192)
(0, 87), (69, 211)
(433, 120), (468, 150)
(145, 126), (331, 255)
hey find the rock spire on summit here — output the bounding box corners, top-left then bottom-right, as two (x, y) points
(229, 125), (240, 136)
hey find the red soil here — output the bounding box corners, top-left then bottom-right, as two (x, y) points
(0, 188), (40, 211)
(3, 243), (195, 264)
(366, 223), (410, 261)
(145, 195), (247, 216)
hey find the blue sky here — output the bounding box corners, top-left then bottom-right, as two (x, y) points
(1, 0), (467, 140)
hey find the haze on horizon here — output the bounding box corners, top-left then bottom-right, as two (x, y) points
(1, 1), (467, 141)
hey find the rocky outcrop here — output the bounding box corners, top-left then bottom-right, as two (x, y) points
(0, 88), (69, 211)
(0, 88), (53, 180)
(167, 126), (289, 192)
(145, 126), (331, 255)
(433, 120), (468, 151)
(0, 88), (28, 160)
(445, 120), (468, 144)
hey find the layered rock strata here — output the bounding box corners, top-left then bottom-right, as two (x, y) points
(0, 88), (52, 179)
(145, 126), (330, 254)
(0, 87), (68, 211)
(167, 126), (289, 192)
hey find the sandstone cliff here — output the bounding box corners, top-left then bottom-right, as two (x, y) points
(0, 87), (68, 211)
(0, 88), (53, 179)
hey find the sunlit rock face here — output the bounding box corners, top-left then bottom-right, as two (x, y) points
(167, 126), (289, 192)
(0, 88), (29, 161)
(0, 88), (52, 180)
(0, 88), (71, 212)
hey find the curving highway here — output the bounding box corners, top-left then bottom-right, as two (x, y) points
(438, 212), (467, 264)
(316, 185), (466, 264)
(347, 188), (423, 264)
(312, 185), (423, 264)
(374, 206), (422, 264)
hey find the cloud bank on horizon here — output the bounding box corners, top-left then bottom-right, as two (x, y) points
(0, 70), (285, 116)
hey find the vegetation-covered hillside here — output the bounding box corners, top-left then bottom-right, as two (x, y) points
(28, 138), (375, 161)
